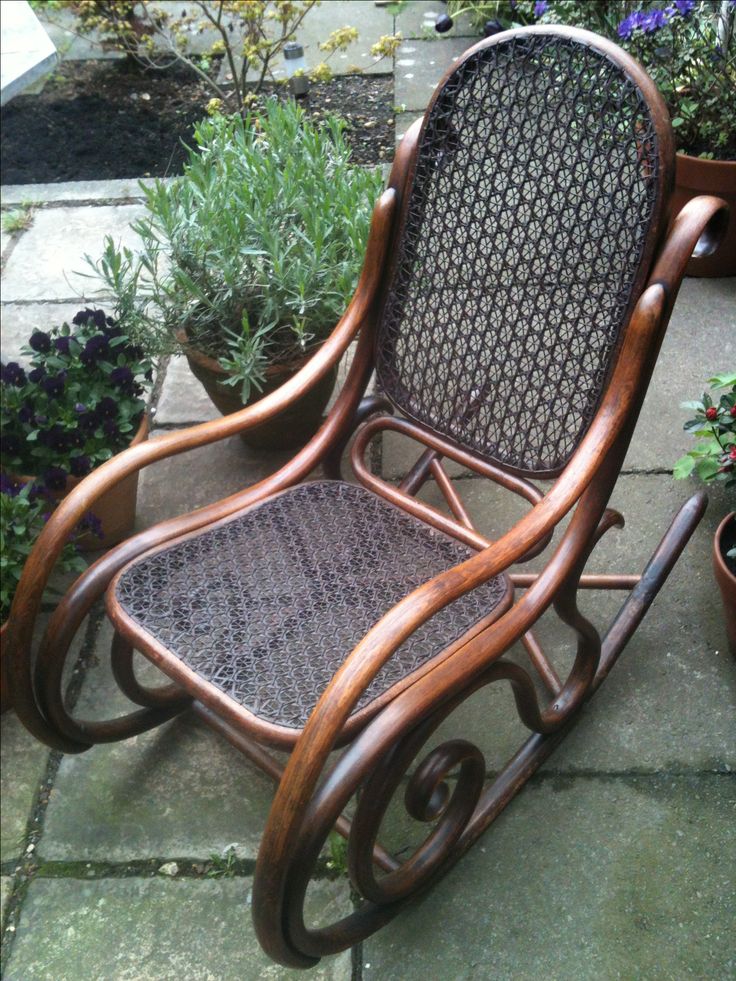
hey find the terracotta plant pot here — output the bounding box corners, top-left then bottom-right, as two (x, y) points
(14, 412), (149, 552)
(671, 153), (736, 278)
(713, 511), (736, 657)
(175, 330), (337, 450)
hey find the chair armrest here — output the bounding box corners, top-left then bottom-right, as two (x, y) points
(651, 194), (728, 296)
(255, 281), (666, 909)
(6, 187), (397, 745)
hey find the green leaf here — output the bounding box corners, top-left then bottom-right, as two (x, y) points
(673, 455), (695, 479)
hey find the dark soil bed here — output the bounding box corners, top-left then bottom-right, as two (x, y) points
(1, 59), (394, 185)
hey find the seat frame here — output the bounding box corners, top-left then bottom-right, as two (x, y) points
(5, 25), (729, 970)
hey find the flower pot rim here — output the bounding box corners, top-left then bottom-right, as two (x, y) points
(675, 152), (736, 191)
(174, 327), (322, 380)
(714, 511), (736, 582)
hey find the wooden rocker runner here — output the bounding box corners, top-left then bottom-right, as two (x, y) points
(6, 26), (729, 969)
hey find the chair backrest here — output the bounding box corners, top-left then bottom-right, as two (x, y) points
(375, 27), (673, 477)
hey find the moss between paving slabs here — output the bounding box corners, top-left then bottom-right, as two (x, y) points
(3, 876), (352, 981)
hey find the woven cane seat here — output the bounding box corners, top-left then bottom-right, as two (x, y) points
(112, 482), (508, 730)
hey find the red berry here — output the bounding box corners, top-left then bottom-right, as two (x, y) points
(731, 448), (736, 461)
(705, 407), (718, 421)
(730, 405), (736, 417)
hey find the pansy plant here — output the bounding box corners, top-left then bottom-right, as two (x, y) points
(1, 309), (154, 495)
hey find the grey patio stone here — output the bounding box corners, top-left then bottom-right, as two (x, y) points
(5, 876), (352, 980)
(0, 301), (97, 363)
(36, 7), (124, 62)
(134, 427), (292, 529)
(1, 178), (165, 205)
(1, 228), (13, 256)
(363, 774), (736, 980)
(154, 355), (221, 426)
(1, 876), (11, 930)
(0, 204), (146, 302)
(410, 473), (736, 772)
(0, 712), (52, 864)
(395, 110), (423, 143)
(394, 36), (470, 110)
(395, 0), (479, 39)
(39, 708), (278, 862)
(626, 276), (736, 470)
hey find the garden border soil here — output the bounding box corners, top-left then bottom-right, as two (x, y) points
(1, 59), (394, 184)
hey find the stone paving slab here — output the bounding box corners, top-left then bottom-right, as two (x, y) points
(0, 301), (106, 365)
(4, 875), (352, 980)
(39, 710), (277, 863)
(1, 177), (164, 205)
(395, 109), (423, 141)
(363, 774), (736, 980)
(627, 276), (736, 471)
(0, 713), (52, 865)
(38, 621), (285, 864)
(0, 877), (11, 931)
(395, 1), (479, 39)
(155, 356), (222, 426)
(394, 36), (469, 110)
(419, 473), (736, 772)
(135, 427), (292, 528)
(1, 611), (88, 865)
(0, 205), (146, 303)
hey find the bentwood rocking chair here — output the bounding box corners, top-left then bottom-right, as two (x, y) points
(6, 26), (728, 969)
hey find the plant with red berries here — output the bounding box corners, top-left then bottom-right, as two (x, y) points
(674, 372), (736, 488)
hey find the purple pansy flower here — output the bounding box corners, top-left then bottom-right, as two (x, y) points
(29, 331), (52, 353)
(672, 0), (695, 15)
(534, 0), (548, 16)
(41, 371), (67, 399)
(96, 396), (118, 419)
(641, 8), (668, 31)
(80, 333), (109, 366)
(39, 424), (69, 452)
(28, 367), (46, 384)
(41, 466), (68, 491)
(54, 335), (72, 356)
(70, 454), (92, 477)
(73, 308), (108, 330)
(110, 365), (135, 393)
(3, 433), (23, 457)
(18, 402), (34, 424)
(1, 362), (27, 386)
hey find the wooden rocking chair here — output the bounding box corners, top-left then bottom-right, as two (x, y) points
(6, 26), (728, 969)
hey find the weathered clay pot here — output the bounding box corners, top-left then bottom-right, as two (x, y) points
(671, 153), (736, 278)
(176, 330), (337, 450)
(14, 412), (149, 552)
(713, 511), (736, 657)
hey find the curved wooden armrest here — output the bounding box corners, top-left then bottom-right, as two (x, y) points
(5, 187), (397, 736)
(651, 194), (728, 297)
(255, 281), (666, 894)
